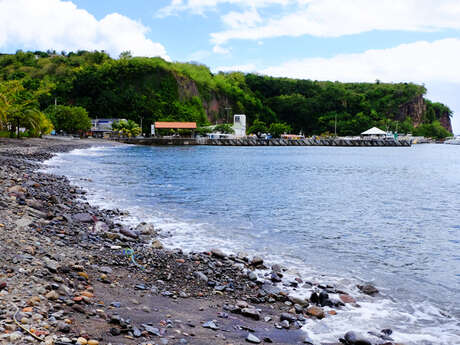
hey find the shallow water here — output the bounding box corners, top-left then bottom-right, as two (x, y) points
(43, 144), (460, 344)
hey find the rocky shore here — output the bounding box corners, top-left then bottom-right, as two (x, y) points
(0, 138), (401, 345)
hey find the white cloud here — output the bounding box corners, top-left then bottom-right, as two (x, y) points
(158, 0), (290, 16)
(260, 38), (460, 133)
(261, 38), (460, 84)
(0, 0), (169, 60)
(210, 0), (460, 47)
(214, 63), (257, 73)
(221, 7), (262, 29)
(213, 45), (231, 54)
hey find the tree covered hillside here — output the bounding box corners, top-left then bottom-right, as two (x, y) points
(0, 50), (453, 138)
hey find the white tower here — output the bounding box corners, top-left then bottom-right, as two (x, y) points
(233, 114), (246, 138)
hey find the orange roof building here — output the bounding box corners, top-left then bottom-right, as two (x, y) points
(154, 122), (197, 129)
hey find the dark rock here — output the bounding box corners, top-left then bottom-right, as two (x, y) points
(310, 292), (319, 304)
(73, 213), (93, 223)
(120, 227), (138, 239)
(251, 256), (263, 266)
(110, 327), (121, 336)
(357, 284), (379, 296)
(241, 308), (260, 320)
(142, 324), (161, 336)
(211, 248), (226, 259)
(271, 272), (282, 282)
(343, 331), (372, 345)
(381, 329), (392, 336)
(280, 313), (297, 322)
(319, 291), (332, 307)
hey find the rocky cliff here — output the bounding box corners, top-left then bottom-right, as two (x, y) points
(397, 95), (426, 127)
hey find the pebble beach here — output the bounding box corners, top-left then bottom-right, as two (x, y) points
(0, 138), (411, 345)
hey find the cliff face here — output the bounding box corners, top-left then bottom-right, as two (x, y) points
(439, 111), (453, 133)
(397, 95), (452, 132)
(397, 95), (425, 127)
(174, 73), (231, 123)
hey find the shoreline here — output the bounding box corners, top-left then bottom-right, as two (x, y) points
(0, 138), (434, 345)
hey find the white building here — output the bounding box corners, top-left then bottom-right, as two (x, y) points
(232, 114), (246, 138)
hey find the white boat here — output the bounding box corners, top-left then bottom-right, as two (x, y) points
(445, 136), (460, 145)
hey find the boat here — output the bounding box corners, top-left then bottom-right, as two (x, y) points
(445, 136), (460, 145)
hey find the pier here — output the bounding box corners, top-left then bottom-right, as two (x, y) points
(114, 137), (412, 147)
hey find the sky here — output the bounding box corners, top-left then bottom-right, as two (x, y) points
(1, 0), (459, 133)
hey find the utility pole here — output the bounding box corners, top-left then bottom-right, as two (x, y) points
(334, 113), (337, 137)
(224, 107), (232, 124)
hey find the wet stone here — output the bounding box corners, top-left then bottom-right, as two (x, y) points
(246, 333), (261, 344)
(202, 320), (219, 330)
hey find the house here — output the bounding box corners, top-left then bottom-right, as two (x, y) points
(232, 114), (246, 138)
(90, 118), (126, 138)
(152, 122), (197, 137)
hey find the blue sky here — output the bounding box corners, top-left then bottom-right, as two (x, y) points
(1, 0), (459, 133)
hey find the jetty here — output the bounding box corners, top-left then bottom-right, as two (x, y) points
(114, 137), (412, 147)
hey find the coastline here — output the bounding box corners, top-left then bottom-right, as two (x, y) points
(0, 138), (431, 345)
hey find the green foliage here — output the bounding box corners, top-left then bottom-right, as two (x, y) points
(0, 79), (54, 137)
(268, 122), (292, 138)
(195, 126), (212, 136)
(0, 50), (453, 138)
(213, 123), (235, 134)
(45, 105), (91, 133)
(112, 119), (141, 137)
(248, 119), (268, 137)
(413, 120), (451, 139)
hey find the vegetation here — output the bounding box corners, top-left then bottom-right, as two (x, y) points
(268, 123), (292, 138)
(0, 50), (453, 139)
(213, 123), (234, 134)
(248, 119), (268, 137)
(413, 120), (452, 139)
(112, 119), (141, 137)
(45, 105), (91, 134)
(0, 79), (53, 138)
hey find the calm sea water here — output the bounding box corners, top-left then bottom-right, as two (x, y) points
(44, 144), (460, 344)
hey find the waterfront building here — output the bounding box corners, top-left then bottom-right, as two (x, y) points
(152, 122), (197, 137)
(232, 114), (246, 138)
(91, 118), (126, 138)
(361, 127), (387, 138)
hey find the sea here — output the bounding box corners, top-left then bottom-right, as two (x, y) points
(42, 143), (460, 344)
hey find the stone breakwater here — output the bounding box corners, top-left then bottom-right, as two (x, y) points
(115, 137), (411, 147)
(0, 138), (404, 345)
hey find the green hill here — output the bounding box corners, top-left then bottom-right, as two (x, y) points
(0, 50), (453, 138)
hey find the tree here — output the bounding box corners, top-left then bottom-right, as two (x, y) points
(413, 120), (451, 139)
(45, 105), (91, 133)
(119, 51), (132, 60)
(112, 119), (141, 137)
(213, 123), (235, 134)
(0, 79), (54, 137)
(268, 123), (292, 138)
(248, 119), (267, 137)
